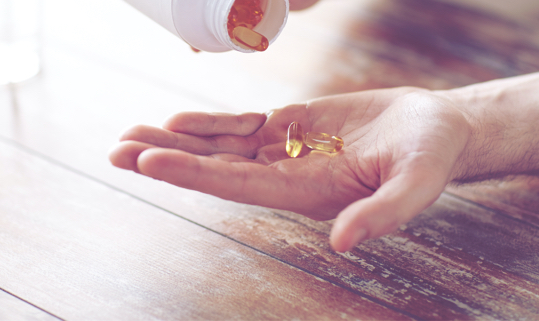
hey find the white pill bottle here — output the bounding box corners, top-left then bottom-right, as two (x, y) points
(123, 0), (289, 53)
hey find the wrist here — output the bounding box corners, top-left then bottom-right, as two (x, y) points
(438, 73), (539, 183)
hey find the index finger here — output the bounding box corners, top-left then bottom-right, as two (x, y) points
(137, 148), (315, 214)
(163, 112), (267, 137)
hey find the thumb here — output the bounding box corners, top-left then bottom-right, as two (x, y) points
(329, 166), (449, 252)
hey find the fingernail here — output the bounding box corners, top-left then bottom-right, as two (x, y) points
(349, 228), (368, 250)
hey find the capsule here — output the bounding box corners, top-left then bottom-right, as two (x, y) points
(231, 26), (269, 52)
(286, 122), (304, 158)
(304, 132), (344, 153)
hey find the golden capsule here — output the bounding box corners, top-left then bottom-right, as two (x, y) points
(231, 26), (269, 52)
(304, 132), (344, 153)
(286, 122), (304, 158)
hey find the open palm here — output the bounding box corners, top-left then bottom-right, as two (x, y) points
(109, 87), (471, 251)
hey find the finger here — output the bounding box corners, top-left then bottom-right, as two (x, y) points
(210, 153), (255, 163)
(163, 112), (267, 136)
(120, 125), (173, 145)
(108, 141), (156, 172)
(120, 124), (259, 158)
(289, 0), (319, 10)
(137, 148), (306, 211)
(329, 164), (449, 252)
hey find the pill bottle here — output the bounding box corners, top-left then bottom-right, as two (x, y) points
(123, 0), (289, 53)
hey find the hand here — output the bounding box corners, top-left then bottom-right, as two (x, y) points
(109, 86), (472, 252)
(289, 0), (319, 11)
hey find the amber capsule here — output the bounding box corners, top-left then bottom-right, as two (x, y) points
(304, 132), (344, 153)
(231, 26), (269, 52)
(286, 122), (304, 158)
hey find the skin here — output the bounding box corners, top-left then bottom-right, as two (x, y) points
(109, 72), (539, 253)
(289, 0), (320, 11)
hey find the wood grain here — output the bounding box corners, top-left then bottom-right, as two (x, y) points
(203, 195), (539, 320)
(309, 0), (539, 96)
(447, 177), (539, 227)
(0, 141), (410, 320)
(0, 289), (60, 321)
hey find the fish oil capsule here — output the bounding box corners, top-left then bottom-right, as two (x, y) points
(231, 26), (269, 51)
(304, 132), (344, 153)
(286, 122), (304, 158)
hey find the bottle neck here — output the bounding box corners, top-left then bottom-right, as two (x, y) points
(205, 0), (239, 51)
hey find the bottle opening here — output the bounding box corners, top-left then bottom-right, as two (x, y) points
(226, 0), (288, 53)
(205, 0), (288, 53)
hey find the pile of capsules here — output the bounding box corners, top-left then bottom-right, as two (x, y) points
(286, 122), (344, 158)
(227, 0), (269, 51)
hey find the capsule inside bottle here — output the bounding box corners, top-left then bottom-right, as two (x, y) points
(227, 0), (268, 52)
(231, 26), (269, 52)
(304, 132), (344, 153)
(286, 122), (304, 158)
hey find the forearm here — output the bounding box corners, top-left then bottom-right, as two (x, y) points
(442, 72), (539, 182)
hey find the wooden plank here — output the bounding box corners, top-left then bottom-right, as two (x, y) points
(308, 0), (539, 97)
(0, 289), (60, 321)
(406, 194), (539, 284)
(0, 141), (409, 320)
(197, 196), (539, 320)
(446, 177), (539, 227)
(78, 170), (538, 320)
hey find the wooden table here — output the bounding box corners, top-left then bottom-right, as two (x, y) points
(1, 0), (539, 319)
